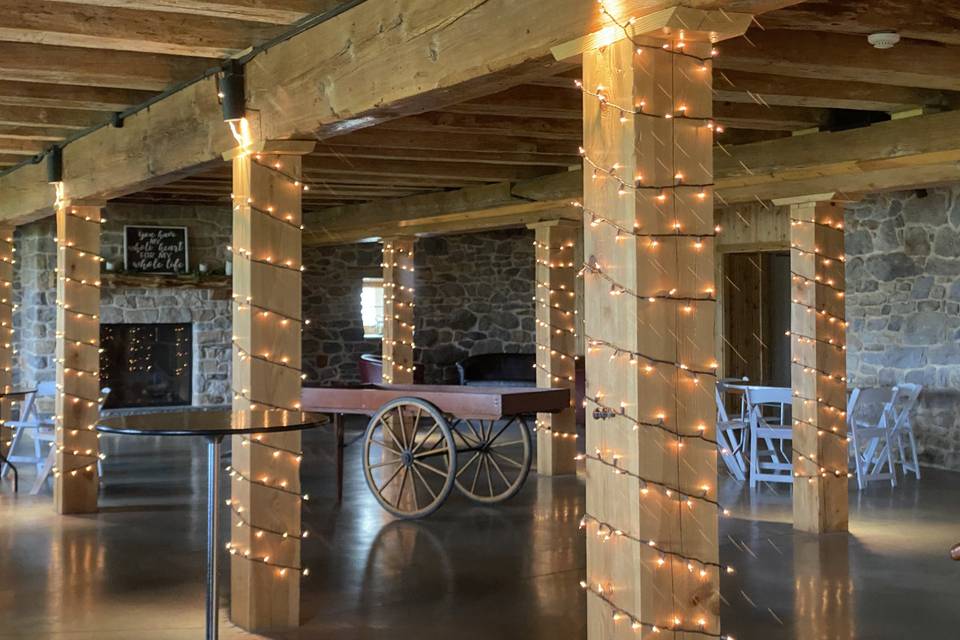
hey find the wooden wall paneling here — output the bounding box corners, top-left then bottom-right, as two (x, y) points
(721, 252), (768, 383)
(54, 201), (102, 514)
(0, 226), (13, 469)
(530, 220), (578, 476)
(581, 29), (720, 638)
(229, 146), (310, 631)
(381, 237), (415, 384)
(788, 198), (849, 534)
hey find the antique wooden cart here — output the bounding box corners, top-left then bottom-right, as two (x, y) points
(301, 384), (570, 518)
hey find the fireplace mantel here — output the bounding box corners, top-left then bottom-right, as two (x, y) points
(101, 273), (231, 298)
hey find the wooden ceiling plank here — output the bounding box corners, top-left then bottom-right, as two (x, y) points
(324, 128), (578, 155)
(312, 144), (581, 166)
(0, 0), (801, 222)
(41, 0), (343, 25)
(0, 106), (110, 130)
(716, 29), (960, 91)
(302, 156), (557, 182)
(0, 80), (153, 111)
(759, 0), (960, 47)
(714, 69), (956, 112)
(0, 0), (285, 58)
(0, 139), (46, 155)
(0, 125), (73, 141)
(0, 42), (213, 91)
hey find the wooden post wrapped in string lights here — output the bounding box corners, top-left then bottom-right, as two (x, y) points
(54, 195), (104, 514)
(381, 237), (415, 384)
(529, 220), (579, 476)
(225, 120), (315, 631)
(560, 4), (752, 637)
(0, 226), (13, 468)
(780, 194), (850, 534)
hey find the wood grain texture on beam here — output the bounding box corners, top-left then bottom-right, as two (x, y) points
(0, 42), (212, 91)
(245, 0), (796, 141)
(0, 139), (46, 155)
(0, 125), (79, 141)
(309, 108), (960, 237)
(0, 106), (110, 129)
(41, 0), (341, 24)
(716, 29), (960, 91)
(760, 0), (960, 47)
(446, 85), (829, 130)
(714, 70), (956, 112)
(0, 0), (796, 222)
(0, 80), (153, 111)
(324, 128), (578, 155)
(0, 0), (283, 58)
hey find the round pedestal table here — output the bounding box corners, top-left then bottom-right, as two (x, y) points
(97, 409), (328, 640)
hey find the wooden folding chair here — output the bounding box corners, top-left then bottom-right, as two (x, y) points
(1, 383), (55, 479)
(715, 382), (747, 481)
(890, 383), (922, 480)
(31, 387), (110, 495)
(746, 386), (793, 488)
(847, 387), (897, 490)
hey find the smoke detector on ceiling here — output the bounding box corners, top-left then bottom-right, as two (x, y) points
(868, 31), (901, 49)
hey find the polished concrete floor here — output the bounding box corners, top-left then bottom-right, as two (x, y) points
(1, 421), (958, 639)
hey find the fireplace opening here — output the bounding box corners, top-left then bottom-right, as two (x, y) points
(100, 323), (192, 409)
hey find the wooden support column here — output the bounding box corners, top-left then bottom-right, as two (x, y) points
(0, 226), (13, 466)
(54, 198), (103, 514)
(228, 138), (313, 631)
(783, 195), (849, 534)
(381, 237), (415, 384)
(531, 220), (579, 476)
(574, 9), (749, 635)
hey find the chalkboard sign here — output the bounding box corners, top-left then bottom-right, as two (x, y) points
(124, 226), (189, 274)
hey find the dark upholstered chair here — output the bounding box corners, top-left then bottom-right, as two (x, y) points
(456, 353), (537, 387)
(359, 353), (424, 384)
(359, 354), (383, 384)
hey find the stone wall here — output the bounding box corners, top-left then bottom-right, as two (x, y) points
(414, 231), (536, 383)
(15, 203), (234, 406)
(845, 186), (960, 470)
(301, 242), (382, 383)
(300, 229), (537, 384)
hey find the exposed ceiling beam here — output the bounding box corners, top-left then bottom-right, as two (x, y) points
(0, 0), (285, 58)
(0, 125), (74, 141)
(0, 42), (212, 90)
(713, 70), (957, 112)
(306, 109), (960, 240)
(0, 106), (110, 130)
(0, 139), (46, 155)
(311, 145), (581, 166)
(324, 128), (578, 155)
(716, 29), (960, 91)
(40, 0), (342, 24)
(0, 80), (153, 111)
(302, 156), (559, 182)
(759, 0), (960, 47)
(0, 0), (802, 222)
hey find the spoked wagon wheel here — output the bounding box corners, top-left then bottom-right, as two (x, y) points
(451, 416), (532, 504)
(362, 397), (457, 519)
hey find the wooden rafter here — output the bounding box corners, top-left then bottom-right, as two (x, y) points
(0, 0), (285, 58)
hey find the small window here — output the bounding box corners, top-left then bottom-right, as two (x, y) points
(361, 277), (385, 338)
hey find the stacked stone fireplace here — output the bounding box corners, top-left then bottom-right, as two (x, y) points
(14, 204), (234, 408)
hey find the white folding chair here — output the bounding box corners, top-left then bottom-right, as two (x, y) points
(746, 386), (793, 487)
(890, 383), (922, 480)
(847, 387), (897, 490)
(715, 382), (747, 481)
(30, 386), (111, 495)
(1, 382), (57, 479)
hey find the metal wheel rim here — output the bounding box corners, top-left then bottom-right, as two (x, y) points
(362, 397), (456, 519)
(452, 416), (531, 504)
